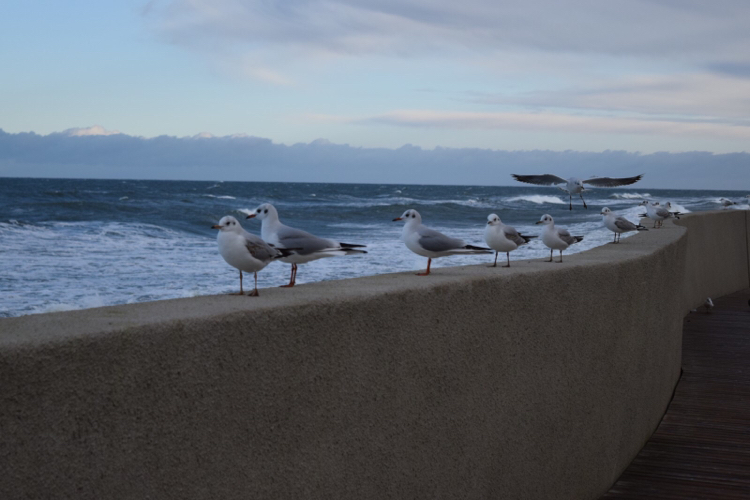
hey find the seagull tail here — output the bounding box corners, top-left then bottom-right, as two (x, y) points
(573, 236), (584, 243)
(461, 244), (494, 254)
(636, 225), (648, 231)
(339, 242), (367, 249)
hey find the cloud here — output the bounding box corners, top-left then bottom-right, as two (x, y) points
(1, 127), (748, 190)
(469, 73), (750, 121)
(318, 108), (750, 141)
(61, 125), (122, 137)
(146, 0), (750, 64)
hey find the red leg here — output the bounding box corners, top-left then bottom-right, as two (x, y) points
(489, 252), (498, 267)
(280, 263), (297, 287)
(417, 258), (432, 276)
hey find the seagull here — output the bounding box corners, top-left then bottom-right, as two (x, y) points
(704, 297), (714, 314)
(719, 197), (737, 208)
(247, 203), (366, 287)
(212, 215), (294, 296)
(484, 214), (535, 267)
(535, 214), (583, 262)
(511, 173), (644, 210)
(638, 201), (680, 228)
(393, 209), (492, 276)
(600, 207), (648, 243)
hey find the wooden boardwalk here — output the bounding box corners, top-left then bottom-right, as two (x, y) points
(601, 289), (750, 499)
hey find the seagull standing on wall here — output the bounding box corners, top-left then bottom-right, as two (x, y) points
(535, 214), (583, 263)
(483, 214), (535, 267)
(600, 207), (648, 243)
(247, 203), (367, 287)
(213, 215), (295, 296)
(394, 209), (492, 276)
(511, 174), (644, 210)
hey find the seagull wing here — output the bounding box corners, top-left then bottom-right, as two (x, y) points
(582, 174), (643, 187)
(275, 225), (335, 254)
(503, 226), (528, 246)
(614, 217), (637, 231)
(557, 228), (579, 246)
(417, 226), (464, 253)
(511, 174), (568, 186)
(243, 233), (279, 262)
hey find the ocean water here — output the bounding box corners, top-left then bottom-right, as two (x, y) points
(2, 177), (748, 318)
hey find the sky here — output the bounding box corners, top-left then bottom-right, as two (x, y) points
(1, 0), (750, 186)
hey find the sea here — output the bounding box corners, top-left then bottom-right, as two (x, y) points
(2, 177), (748, 318)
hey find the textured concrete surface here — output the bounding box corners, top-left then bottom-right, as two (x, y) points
(0, 211), (747, 499)
(675, 210), (750, 311)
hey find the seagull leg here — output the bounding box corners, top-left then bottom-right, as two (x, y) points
(503, 252), (511, 268)
(558, 250), (564, 263)
(248, 272), (259, 296)
(569, 194), (573, 211)
(280, 263), (297, 287)
(580, 193), (587, 209)
(230, 270), (245, 295)
(489, 252), (498, 267)
(417, 258), (432, 276)
(547, 249), (553, 262)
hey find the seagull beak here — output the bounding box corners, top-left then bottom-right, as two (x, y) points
(535, 220), (543, 225)
(392, 217), (403, 221)
(487, 221), (492, 225)
(211, 224), (221, 229)
(246, 214), (256, 219)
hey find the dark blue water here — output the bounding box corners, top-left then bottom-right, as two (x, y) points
(1, 177), (747, 317)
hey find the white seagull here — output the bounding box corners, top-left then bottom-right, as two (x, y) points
(212, 215), (293, 296)
(511, 173), (644, 210)
(638, 201), (680, 228)
(719, 197), (737, 208)
(535, 214), (584, 263)
(484, 214), (535, 267)
(247, 203), (366, 287)
(393, 209), (492, 276)
(600, 207), (648, 243)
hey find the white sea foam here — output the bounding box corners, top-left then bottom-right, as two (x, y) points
(203, 194), (236, 199)
(610, 192), (651, 200)
(506, 195), (566, 205)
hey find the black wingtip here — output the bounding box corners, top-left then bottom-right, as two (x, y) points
(340, 242), (367, 248)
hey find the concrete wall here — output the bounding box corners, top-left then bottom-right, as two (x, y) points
(1, 211), (747, 500)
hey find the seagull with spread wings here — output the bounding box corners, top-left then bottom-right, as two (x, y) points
(511, 173), (644, 210)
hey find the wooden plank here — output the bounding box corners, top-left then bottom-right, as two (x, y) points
(600, 289), (750, 499)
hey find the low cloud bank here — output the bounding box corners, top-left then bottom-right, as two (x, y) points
(0, 128), (747, 189)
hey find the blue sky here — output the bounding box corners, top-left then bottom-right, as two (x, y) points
(2, 0), (750, 156)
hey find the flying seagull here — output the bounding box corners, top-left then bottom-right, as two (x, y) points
(511, 174), (644, 210)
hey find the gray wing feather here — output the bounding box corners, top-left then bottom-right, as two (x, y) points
(417, 226), (464, 253)
(503, 226), (527, 246)
(276, 225), (335, 254)
(512, 174), (568, 186)
(582, 174), (643, 187)
(244, 233), (279, 262)
(557, 228), (579, 245)
(614, 217), (638, 231)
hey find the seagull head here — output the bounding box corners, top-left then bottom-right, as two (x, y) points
(535, 214), (554, 226)
(638, 200), (650, 206)
(213, 215), (242, 232)
(393, 209), (421, 223)
(247, 203), (276, 221)
(600, 207), (612, 216)
(487, 213), (502, 226)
